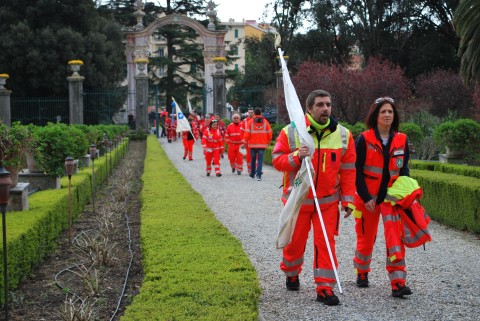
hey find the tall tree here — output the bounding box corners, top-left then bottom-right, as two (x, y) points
(269, 0), (309, 54)
(454, 0), (480, 85)
(304, 0), (460, 78)
(0, 0), (125, 96)
(288, 0), (355, 66)
(227, 34), (277, 109)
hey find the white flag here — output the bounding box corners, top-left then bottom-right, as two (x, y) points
(275, 48), (314, 248)
(173, 98), (192, 133)
(187, 98), (193, 113)
(278, 48), (314, 152)
(276, 160), (312, 248)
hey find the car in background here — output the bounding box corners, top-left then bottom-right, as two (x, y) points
(263, 107), (277, 124)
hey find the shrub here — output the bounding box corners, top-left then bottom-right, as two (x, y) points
(400, 122), (424, 146)
(32, 123), (89, 177)
(433, 118), (480, 163)
(0, 122), (35, 170)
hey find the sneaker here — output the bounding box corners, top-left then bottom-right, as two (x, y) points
(232, 167), (236, 173)
(183, 156), (186, 160)
(216, 173), (222, 177)
(257, 175), (262, 181)
(249, 174), (255, 179)
(286, 276), (300, 291)
(206, 173), (210, 177)
(189, 158), (193, 161)
(392, 282), (412, 298)
(356, 272), (369, 288)
(237, 170), (241, 175)
(316, 289), (340, 306)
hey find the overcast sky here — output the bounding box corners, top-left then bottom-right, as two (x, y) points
(214, 0), (271, 22)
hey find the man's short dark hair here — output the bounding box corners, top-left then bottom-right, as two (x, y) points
(306, 90), (331, 108)
(254, 107), (262, 115)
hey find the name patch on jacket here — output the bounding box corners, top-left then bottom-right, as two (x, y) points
(393, 149), (404, 156)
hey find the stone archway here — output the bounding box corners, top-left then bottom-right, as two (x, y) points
(124, 2), (227, 132)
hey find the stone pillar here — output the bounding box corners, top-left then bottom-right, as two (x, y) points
(67, 61), (85, 124)
(134, 59), (149, 132)
(0, 75), (12, 126)
(212, 62), (227, 118)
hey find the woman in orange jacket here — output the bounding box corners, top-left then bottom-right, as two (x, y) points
(202, 119), (224, 177)
(347, 97), (412, 298)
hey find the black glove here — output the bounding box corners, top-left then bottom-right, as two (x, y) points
(221, 154), (224, 159)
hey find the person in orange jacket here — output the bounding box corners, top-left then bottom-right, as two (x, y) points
(345, 96), (411, 298)
(241, 108), (254, 173)
(181, 117), (199, 161)
(166, 114), (177, 143)
(272, 90), (356, 306)
(243, 108), (272, 181)
(202, 119), (224, 177)
(225, 113), (245, 174)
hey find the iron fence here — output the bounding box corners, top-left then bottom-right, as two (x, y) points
(11, 96), (69, 126)
(83, 87), (130, 125)
(10, 87), (130, 125)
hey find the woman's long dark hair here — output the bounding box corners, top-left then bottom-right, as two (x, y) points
(365, 98), (400, 132)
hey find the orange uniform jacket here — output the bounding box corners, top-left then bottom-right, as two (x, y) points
(225, 122), (243, 144)
(182, 122), (199, 140)
(243, 116), (273, 149)
(202, 128), (224, 152)
(272, 115), (356, 208)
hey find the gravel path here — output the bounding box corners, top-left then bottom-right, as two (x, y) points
(158, 136), (480, 321)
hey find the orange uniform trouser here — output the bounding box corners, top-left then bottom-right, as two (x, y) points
(227, 143), (243, 172)
(353, 202), (407, 286)
(245, 145), (251, 173)
(167, 129), (176, 141)
(204, 150), (221, 175)
(281, 203), (340, 292)
(183, 139), (195, 160)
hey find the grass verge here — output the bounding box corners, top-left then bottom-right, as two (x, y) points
(121, 136), (261, 321)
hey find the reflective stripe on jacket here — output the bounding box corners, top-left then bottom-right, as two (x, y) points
(225, 122), (243, 144)
(361, 129), (407, 199)
(272, 115), (356, 208)
(243, 116), (273, 148)
(202, 128), (224, 151)
(383, 176), (432, 248)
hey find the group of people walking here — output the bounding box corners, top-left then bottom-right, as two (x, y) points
(167, 88), (417, 307)
(172, 108), (273, 179)
(272, 89), (414, 306)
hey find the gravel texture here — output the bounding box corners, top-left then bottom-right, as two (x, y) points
(158, 136), (480, 321)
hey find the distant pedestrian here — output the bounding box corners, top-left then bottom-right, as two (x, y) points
(241, 108), (254, 173)
(243, 108), (272, 181)
(202, 119), (224, 177)
(225, 113), (244, 175)
(182, 117), (199, 161)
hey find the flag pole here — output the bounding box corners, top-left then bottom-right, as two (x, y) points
(304, 156), (343, 294)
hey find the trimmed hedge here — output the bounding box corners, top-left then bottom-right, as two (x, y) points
(121, 135), (261, 321)
(411, 169), (480, 233)
(0, 139), (128, 304)
(410, 160), (480, 179)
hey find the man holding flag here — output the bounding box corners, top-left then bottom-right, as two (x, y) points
(272, 88), (356, 306)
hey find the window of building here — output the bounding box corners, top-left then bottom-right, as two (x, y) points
(235, 64), (238, 71)
(156, 48), (164, 57)
(234, 29), (239, 38)
(190, 64), (197, 73)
